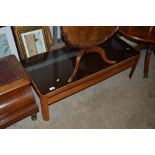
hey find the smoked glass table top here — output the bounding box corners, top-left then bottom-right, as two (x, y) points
(26, 36), (139, 95)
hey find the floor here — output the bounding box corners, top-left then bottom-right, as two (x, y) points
(8, 50), (155, 128)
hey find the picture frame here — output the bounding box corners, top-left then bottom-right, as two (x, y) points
(0, 26), (19, 60)
(13, 26), (53, 64)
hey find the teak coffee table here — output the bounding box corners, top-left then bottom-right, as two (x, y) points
(26, 36), (140, 121)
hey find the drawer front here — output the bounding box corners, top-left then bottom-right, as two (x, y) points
(0, 86), (35, 117)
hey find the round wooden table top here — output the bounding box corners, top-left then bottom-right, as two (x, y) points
(119, 26), (155, 44)
(61, 26), (119, 49)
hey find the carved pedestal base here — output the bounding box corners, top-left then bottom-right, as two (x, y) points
(68, 47), (116, 83)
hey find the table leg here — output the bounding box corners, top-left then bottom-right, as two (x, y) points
(144, 49), (152, 78)
(40, 96), (49, 121)
(129, 56), (140, 78)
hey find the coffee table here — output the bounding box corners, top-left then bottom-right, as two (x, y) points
(26, 36), (140, 121)
(119, 26), (155, 77)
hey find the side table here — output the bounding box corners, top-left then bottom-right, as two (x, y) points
(0, 55), (39, 128)
(119, 26), (155, 77)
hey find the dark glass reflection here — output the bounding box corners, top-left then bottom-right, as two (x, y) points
(26, 36), (139, 95)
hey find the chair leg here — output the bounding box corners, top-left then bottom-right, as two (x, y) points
(144, 49), (152, 78)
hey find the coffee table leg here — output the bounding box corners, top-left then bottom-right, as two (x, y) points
(40, 96), (49, 121)
(144, 49), (152, 78)
(129, 56), (140, 78)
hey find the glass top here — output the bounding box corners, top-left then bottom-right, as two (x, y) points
(26, 36), (139, 95)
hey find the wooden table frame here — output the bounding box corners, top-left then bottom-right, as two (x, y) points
(31, 54), (140, 121)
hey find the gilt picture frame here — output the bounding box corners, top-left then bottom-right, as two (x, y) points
(0, 26), (19, 60)
(13, 26), (53, 64)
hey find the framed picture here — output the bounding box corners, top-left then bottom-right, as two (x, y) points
(13, 26), (53, 64)
(0, 26), (19, 60)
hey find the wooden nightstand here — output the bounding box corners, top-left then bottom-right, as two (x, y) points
(0, 55), (39, 128)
